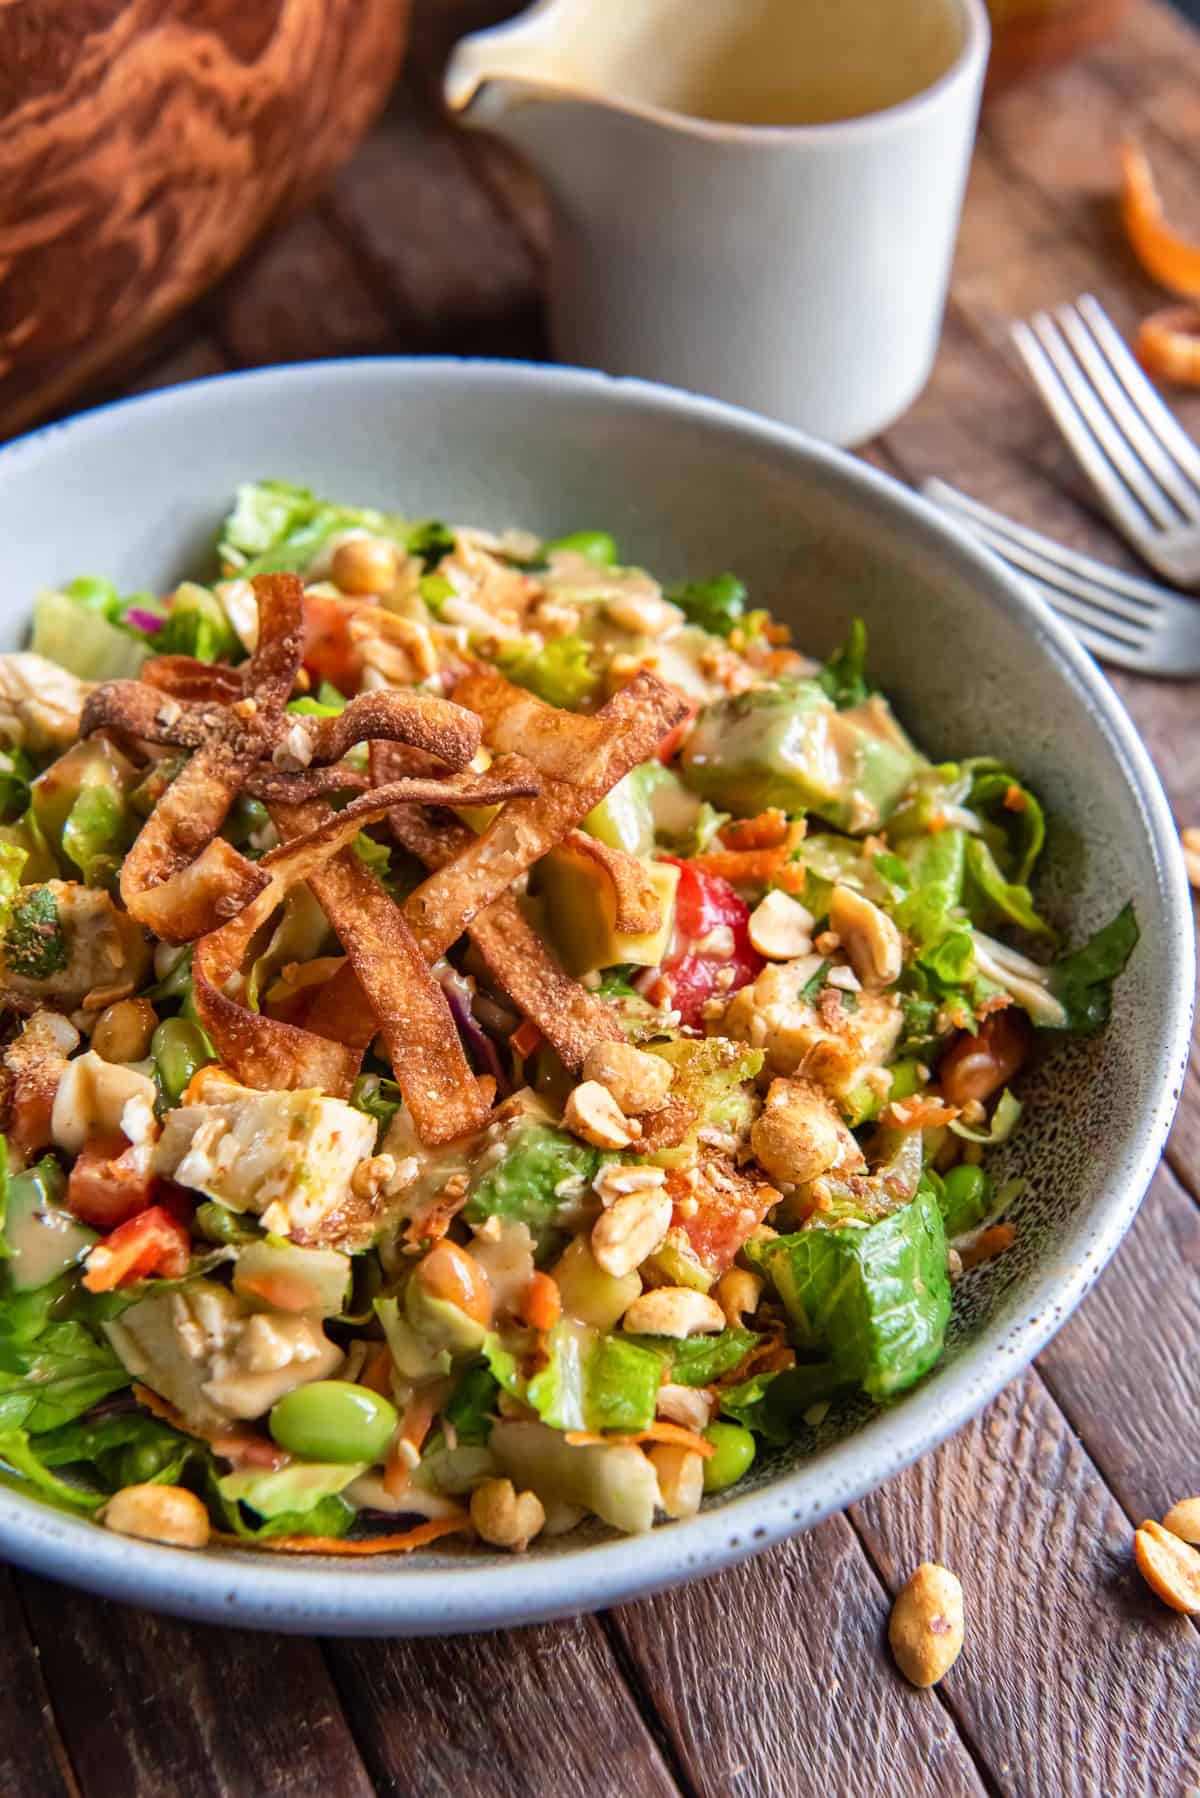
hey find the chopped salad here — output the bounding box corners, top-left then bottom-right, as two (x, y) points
(0, 483), (1137, 1554)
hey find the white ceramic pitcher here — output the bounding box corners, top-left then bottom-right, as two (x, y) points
(445, 0), (990, 447)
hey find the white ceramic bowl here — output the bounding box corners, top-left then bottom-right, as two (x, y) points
(0, 360), (1189, 1634)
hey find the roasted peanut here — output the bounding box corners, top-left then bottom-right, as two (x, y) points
(331, 535), (399, 596)
(91, 997), (158, 1064)
(103, 1483), (211, 1549)
(649, 1443), (704, 1520)
(591, 1189), (672, 1278)
(470, 1477), (545, 1552)
(829, 884), (903, 988)
(563, 1080), (639, 1149)
(748, 889), (815, 960)
(1135, 1519), (1200, 1613)
(583, 1041), (674, 1114)
(750, 1077), (862, 1187)
(622, 1286), (725, 1338)
(656, 1382), (716, 1433)
(888, 1563), (964, 1687)
(1162, 1496), (1200, 1545)
(714, 1267), (764, 1329)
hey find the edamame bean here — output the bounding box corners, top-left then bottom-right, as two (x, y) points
(546, 530), (618, 566)
(940, 1163), (989, 1236)
(701, 1421), (756, 1494)
(151, 1017), (212, 1107)
(117, 1437), (185, 1486)
(269, 1381), (398, 1464)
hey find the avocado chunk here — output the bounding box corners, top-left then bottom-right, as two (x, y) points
(4, 1157), (96, 1291)
(464, 1094), (599, 1255)
(538, 845), (679, 976)
(680, 679), (925, 833)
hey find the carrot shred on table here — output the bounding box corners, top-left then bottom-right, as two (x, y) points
(226, 1515), (472, 1556)
(1136, 304), (1200, 386)
(1119, 139), (1200, 300)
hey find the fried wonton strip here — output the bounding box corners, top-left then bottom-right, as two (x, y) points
(273, 800), (490, 1145)
(194, 888), (366, 1098)
(375, 746), (623, 1074)
(120, 744), (268, 942)
(82, 680), (218, 749)
(244, 573), (305, 710)
(403, 672), (689, 961)
(142, 657), (246, 704)
(292, 961), (379, 1051)
(300, 691), (481, 771)
(261, 765), (542, 867)
(242, 764), (371, 804)
(450, 673), (614, 780)
(563, 829), (662, 934)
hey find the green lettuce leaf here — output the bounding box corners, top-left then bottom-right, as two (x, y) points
(61, 783), (131, 888)
(442, 1361), (500, 1445)
(668, 572), (747, 638)
(967, 761), (1045, 887)
(717, 1362), (845, 1444)
(0, 748), (34, 825)
(158, 583), (240, 663)
(817, 617), (870, 709)
(0, 1428), (108, 1513)
(0, 841), (26, 937)
(745, 1181), (951, 1401)
(1049, 902), (1139, 1033)
(0, 1318), (131, 1434)
(496, 634), (599, 710)
(620, 1326), (761, 1387)
(524, 1321), (663, 1434)
(3, 884), (67, 980)
(964, 836), (1052, 939)
(218, 480), (445, 581)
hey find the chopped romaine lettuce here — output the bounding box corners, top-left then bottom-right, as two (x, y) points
(4, 884), (67, 980)
(1049, 902), (1139, 1033)
(490, 1318), (662, 1435)
(158, 583), (240, 663)
(668, 572), (747, 638)
(745, 1181), (951, 1401)
(621, 1326), (760, 1387)
(31, 590), (148, 681)
(443, 1361), (501, 1445)
(817, 617), (870, 709)
(496, 634), (599, 710)
(717, 1362), (845, 1443)
(61, 783), (130, 888)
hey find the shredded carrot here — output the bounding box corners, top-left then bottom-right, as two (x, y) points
(719, 809), (789, 852)
(1003, 784), (1028, 814)
(565, 1421), (716, 1458)
(520, 1270), (562, 1332)
(180, 1064), (238, 1105)
(879, 1096), (960, 1131)
(774, 861), (807, 897)
(384, 1389), (438, 1499)
(510, 1017), (543, 1060)
(958, 1221), (1017, 1271)
(359, 1343), (394, 1399)
(1136, 304), (1200, 386)
(688, 847), (788, 887)
(1120, 139), (1200, 300)
(230, 1515), (472, 1556)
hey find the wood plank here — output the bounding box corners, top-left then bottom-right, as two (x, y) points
(18, 1574), (374, 1798)
(1037, 1160), (1200, 1525)
(610, 1515), (986, 1797)
(850, 1375), (1200, 1797)
(328, 72), (545, 356)
(214, 209), (398, 368)
(324, 1616), (683, 1798)
(0, 1574), (76, 1798)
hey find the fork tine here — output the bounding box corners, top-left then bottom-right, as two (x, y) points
(950, 518), (1150, 642)
(1029, 311), (1181, 529)
(1056, 301), (1200, 523)
(1077, 294), (1200, 494)
(922, 479), (1170, 615)
(1011, 320), (1161, 545)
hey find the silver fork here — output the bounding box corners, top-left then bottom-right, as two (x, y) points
(1011, 293), (1200, 587)
(922, 477), (1200, 677)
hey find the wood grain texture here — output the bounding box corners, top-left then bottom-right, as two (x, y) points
(851, 1378), (1200, 1798)
(324, 1616), (684, 1798)
(0, 0), (411, 438)
(612, 1515), (986, 1797)
(0, 1575), (77, 1798)
(17, 1573), (374, 1798)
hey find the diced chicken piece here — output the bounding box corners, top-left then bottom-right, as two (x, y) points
(716, 956), (902, 1108)
(0, 654), (91, 752)
(51, 1050), (157, 1155)
(0, 881), (151, 1009)
(155, 1089), (376, 1239)
(106, 1280), (342, 1430)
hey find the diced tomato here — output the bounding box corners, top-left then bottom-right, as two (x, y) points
(658, 859), (763, 1028)
(666, 1166), (775, 1278)
(82, 1205), (191, 1293)
(67, 1133), (155, 1230)
(302, 588), (369, 694)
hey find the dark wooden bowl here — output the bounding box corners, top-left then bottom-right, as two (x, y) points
(0, 0), (410, 436)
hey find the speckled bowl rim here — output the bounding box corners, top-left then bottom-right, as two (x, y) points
(0, 358), (1189, 1635)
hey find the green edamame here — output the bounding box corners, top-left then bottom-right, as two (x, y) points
(701, 1421), (756, 1494)
(546, 530), (618, 567)
(151, 1017), (213, 1107)
(940, 1162), (990, 1236)
(269, 1381), (398, 1464)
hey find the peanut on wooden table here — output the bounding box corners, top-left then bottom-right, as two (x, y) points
(4, 4), (1200, 1796)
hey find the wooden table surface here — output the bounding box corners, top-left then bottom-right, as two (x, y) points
(4, 4), (1200, 1793)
